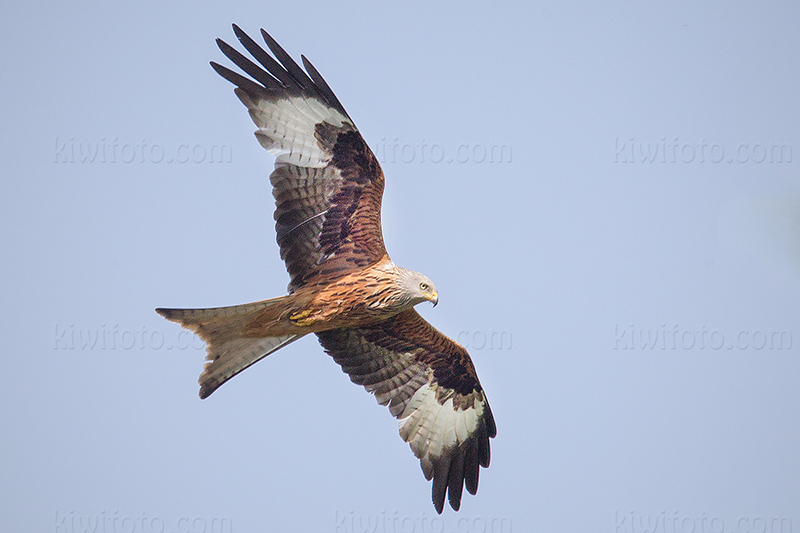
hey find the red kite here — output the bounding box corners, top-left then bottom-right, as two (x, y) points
(157, 25), (496, 513)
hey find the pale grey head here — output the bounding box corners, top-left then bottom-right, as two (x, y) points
(395, 266), (439, 308)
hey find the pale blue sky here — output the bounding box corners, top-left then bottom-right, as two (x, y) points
(2, 1), (799, 532)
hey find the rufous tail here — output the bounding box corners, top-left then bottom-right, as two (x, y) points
(156, 296), (303, 398)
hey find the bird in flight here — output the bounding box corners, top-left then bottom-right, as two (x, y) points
(156, 25), (496, 513)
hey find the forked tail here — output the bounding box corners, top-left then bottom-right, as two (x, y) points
(156, 296), (304, 398)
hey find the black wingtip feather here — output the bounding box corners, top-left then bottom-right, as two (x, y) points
(259, 28), (316, 92)
(478, 422), (491, 468)
(216, 38), (281, 90)
(464, 439), (480, 495)
(485, 402), (498, 438)
(232, 24), (297, 89)
(302, 55), (349, 117)
(447, 448), (467, 511)
(431, 455), (451, 514)
(209, 61), (270, 99)
(214, 26), (351, 118)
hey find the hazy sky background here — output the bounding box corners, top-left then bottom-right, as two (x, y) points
(2, 1), (799, 532)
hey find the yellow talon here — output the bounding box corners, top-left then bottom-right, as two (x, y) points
(289, 309), (316, 326)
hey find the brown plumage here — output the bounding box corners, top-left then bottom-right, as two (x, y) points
(156, 25), (495, 513)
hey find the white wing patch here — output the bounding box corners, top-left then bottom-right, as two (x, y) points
(398, 382), (484, 478)
(236, 91), (351, 168)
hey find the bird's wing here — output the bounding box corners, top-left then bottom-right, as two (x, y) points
(316, 309), (496, 513)
(212, 25), (387, 293)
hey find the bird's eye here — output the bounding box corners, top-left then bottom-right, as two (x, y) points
(419, 282), (429, 291)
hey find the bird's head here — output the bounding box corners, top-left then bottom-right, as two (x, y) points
(397, 268), (439, 308)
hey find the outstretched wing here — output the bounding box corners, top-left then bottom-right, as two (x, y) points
(316, 309), (497, 513)
(212, 25), (387, 292)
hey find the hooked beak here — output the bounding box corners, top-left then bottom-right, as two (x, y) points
(429, 291), (439, 307)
